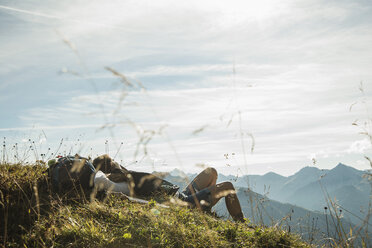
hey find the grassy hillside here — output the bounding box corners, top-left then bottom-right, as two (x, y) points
(0, 163), (311, 248)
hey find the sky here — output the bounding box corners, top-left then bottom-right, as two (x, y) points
(0, 0), (371, 176)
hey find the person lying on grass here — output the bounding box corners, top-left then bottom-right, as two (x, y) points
(92, 154), (245, 222)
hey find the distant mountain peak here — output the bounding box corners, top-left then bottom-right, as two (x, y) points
(333, 163), (354, 171)
(335, 163), (348, 168)
(169, 168), (188, 178)
(262, 171), (285, 179)
(330, 163), (360, 174)
(294, 166), (321, 176)
(284, 166), (321, 186)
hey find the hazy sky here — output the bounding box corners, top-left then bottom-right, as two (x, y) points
(0, 0), (371, 176)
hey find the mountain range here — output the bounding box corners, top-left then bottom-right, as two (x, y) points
(224, 163), (370, 226)
(159, 163), (371, 244)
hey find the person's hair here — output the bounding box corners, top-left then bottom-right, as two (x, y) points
(93, 154), (128, 175)
(93, 154), (114, 173)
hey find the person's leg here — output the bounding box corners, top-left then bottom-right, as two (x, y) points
(183, 167), (217, 195)
(181, 168), (244, 221)
(208, 182), (245, 222)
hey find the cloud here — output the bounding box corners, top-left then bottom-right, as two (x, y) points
(0, 124), (101, 132)
(347, 139), (372, 154)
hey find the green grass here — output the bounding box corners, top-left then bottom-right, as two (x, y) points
(1, 163), (311, 248)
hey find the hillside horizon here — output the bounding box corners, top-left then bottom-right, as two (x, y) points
(165, 162), (370, 178)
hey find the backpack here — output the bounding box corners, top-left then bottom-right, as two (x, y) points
(48, 155), (96, 192)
